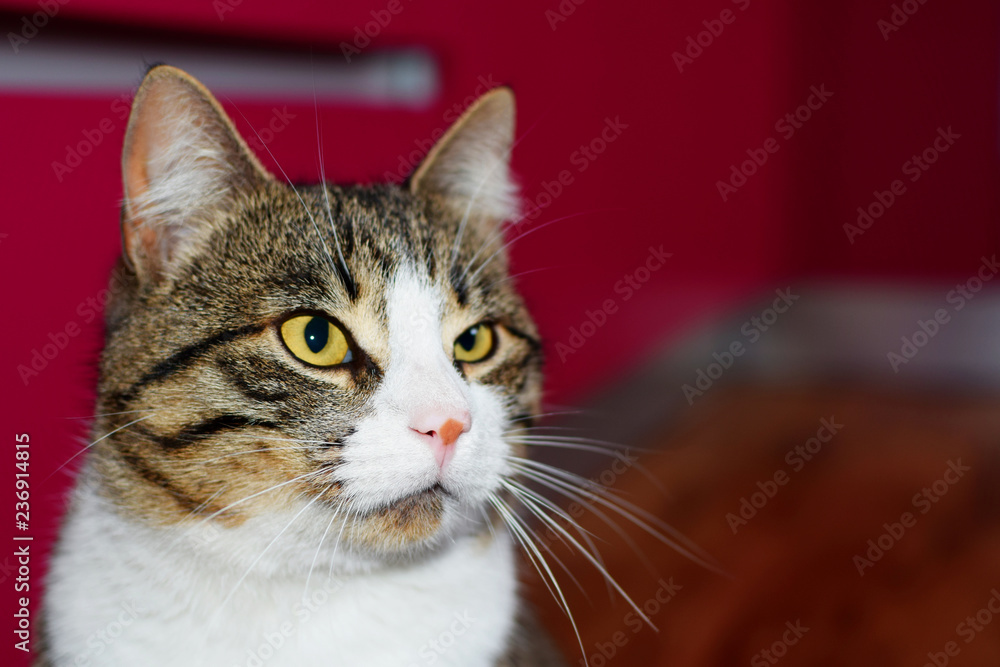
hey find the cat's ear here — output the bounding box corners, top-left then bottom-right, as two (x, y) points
(410, 87), (518, 222)
(121, 65), (272, 282)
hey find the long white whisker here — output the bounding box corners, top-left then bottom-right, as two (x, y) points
(512, 459), (728, 577)
(63, 408), (156, 420)
(481, 265), (566, 291)
(505, 437), (632, 458)
(304, 503), (340, 600)
(509, 435), (665, 493)
(510, 463), (659, 577)
(189, 446), (319, 465)
(166, 468), (328, 552)
(449, 116), (544, 273)
(312, 71), (352, 284)
(44, 414), (155, 483)
(506, 483), (658, 632)
(210, 494), (321, 625)
(462, 210), (602, 285)
(489, 493), (588, 664)
(228, 103), (340, 277)
(329, 503), (356, 579)
(498, 480), (598, 599)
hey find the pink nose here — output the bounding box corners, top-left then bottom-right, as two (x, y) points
(410, 409), (471, 471)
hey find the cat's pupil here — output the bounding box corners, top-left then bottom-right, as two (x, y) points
(457, 327), (478, 351)
(304, 317), (329, 354)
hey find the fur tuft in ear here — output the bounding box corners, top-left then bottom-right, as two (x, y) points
(409, 87), (518, 222)
(121, 65), (271, 282)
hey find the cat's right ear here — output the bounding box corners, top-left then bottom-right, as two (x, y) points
(121, 65), (272, 283)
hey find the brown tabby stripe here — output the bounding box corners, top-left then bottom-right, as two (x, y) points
(449, 265), (469, 306)
(216, 356), (294, 403)
(139, 415), (279, 450)
(118, 450), (204, 513)
(504, 324), (542, 350)
(116, 324), (265, 404)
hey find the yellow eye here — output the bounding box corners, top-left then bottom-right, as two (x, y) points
(454, 323), (495, 363)
(280, 315), (352, 367)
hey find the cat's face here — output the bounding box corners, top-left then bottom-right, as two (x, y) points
(91, 66), (541, 562)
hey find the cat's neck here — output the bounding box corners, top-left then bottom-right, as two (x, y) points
(44, 475), (519, 667)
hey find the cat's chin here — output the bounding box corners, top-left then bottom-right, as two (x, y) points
(342, 485), (487, 555)
(346, 485), (450, 551)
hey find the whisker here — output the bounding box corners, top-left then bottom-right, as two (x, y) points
(498, 480), (598, 599)
(449, 115), (545, 274)
(44, 414), (156, 483)
(304, 504), (340, 601)
(489, 493), (588, 663)
(188, 483), (230, 517)
(328, 503), (355, 579)
(480, 265), (568, 292)
(62, 408), (157, 421)
(505, 482), (658, 633)
(463, 210), (609, 286)
(166, 468), (329, 552)
(509, 462), (659, 577)
(507, 409), (585, 424)
(312, 69), (352, 285)
(227, 102), (340, 278)
(188, 446), (320, 465)
(511, 459), (728, 577)
(210, 494), (321, 625)
(505, 437), (634, 458)
(509, 436), (665, 493)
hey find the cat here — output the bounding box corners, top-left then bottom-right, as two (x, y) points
(38, 64), (567, 667)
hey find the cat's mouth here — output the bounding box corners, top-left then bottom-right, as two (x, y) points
(344, 483), (454, 548)
(358, 482), (453, 518)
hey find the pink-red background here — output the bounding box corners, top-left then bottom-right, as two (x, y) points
(2, 1), (998, 665)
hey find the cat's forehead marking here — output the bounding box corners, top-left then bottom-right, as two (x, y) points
(387, 263), (443, 345)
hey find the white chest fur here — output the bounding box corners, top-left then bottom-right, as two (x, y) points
(44, 484), (518, 667)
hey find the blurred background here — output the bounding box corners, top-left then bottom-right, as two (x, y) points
(2, 1), (1000, 665)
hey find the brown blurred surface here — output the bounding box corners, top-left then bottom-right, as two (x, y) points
(531, 385), (1000, 666)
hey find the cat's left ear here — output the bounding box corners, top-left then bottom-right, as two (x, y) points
(121, 65), (272, 283)
(410, 87), (518, 222)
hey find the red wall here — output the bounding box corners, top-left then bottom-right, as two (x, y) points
(1, 1), (997, 665)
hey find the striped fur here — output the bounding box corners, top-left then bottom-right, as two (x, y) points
(40, 66), (560, 667)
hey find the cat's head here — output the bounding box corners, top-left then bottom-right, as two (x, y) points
(91, 65), (542, 563)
